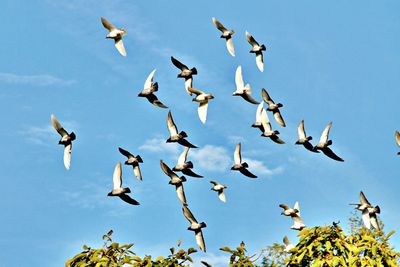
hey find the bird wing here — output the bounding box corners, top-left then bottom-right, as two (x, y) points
(294, 201), (301, 217)
(119, 194), (140, 205)
(245, 31), (259, 47)
(235, 66), (244, 91)
(226, 38), (235, 57)
(63, 143), (72, 170)
(171, 56), (188, 71)
(113, 162), (123, 189)
(395, 130), (400, 147)
(167, 111), (179, 136)
(256, 53), (264, 72)
(283, 236), (291, 246)
(114, 37), (127, 57)
(210, 180), (219, 186)
(291, 213), (305, 224)
(201, 260), (212, 267)
(118, 147), (134, 159)
(133, 165), (142, 181)
(280, 204), (290, 210)
(362, 209), (371, 229)
(176, 184), (187, 205)
(182, 168), (203, 178)
(319, 122), (332, 144)
(146, 94), (168, 108)
(271, 135), (285, 144)
(212, 17), (228, 32)
(261, 88), (274, 105)
(101, 17), (116, 31)
(184, 78), (193, 96)
(298, 120), (306, 140)
(51, 114), (68, 137)
(188, 87), (204, 95)
(242, 92), (260, 104)
(239, 167), (257, 178)
(177, 147), (190, 165)
(195, 230), (206, 252)
(234, 143), (242, 164)
(273, 110), (286, 127)
(369, 213), (380, 230)
(144, 69), (156, 89)
(218, 190), (226, 202)
(254, 102), (264, 125)
(182, 205), (197, 224)
(160, 160), (178, 179)
(322, 147), (344, 162)
(261, 109), (272, 132)
(198, 101), (209, 124)
(177, 138), (198, 148)
(359, 191), (371, 206)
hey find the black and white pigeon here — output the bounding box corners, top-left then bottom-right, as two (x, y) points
(350, 191), (381, 230)
(137, 69), (168, 108)
(245, 31), (266, 72)
(51, 114), (76, 170)
(107, 162), (140, 205)
(260, 106), (285, 144)
(231, 143), (257, 178)
(395, 130), (400, 155)
(279, 202), (306, 230)
(295, 120), (319, 153)
(118, 147), (143, 181)
(211, 17), (235, 57)
(210, 180), (227, 202)
(233, 66), (259, 105)
(171, 56), (197, 95)
(261, 88), (285, 127)
(188, 87), (214, 124)
(166, 111), (197, 148)
(173, 147), (203, 178)
(160, 160), (188, 206)
(101, 17), (127, 57)
(182, 205), (207, 252)
(314, 122), (344, 162)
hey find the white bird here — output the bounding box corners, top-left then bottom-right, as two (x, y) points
(280, 202), (306, 230)
(118, 147), (143, 181)
(261, 88), (285, 127)
(51, 114), (76, 170)
(160, 160), (188, 206)
(233, 66), (259, 105)
(245, 31), (266, 72)
(171, 56), (197, 95)
(283, 236), (295, 252)
(188, 87), (214, 124)
(138, 69), (168, 108)
(314, 122), (344, 162)
(101, 17), (127, 57)
(260, 107), (285, 144)
(210, 180), (227, 202)
(182, 205), (207, 252)
(166, 111), (197, 148)
(107, 162), (140, 205)
(295, 120), (319, 153)
(211, 17), (235, 57)
(231, 143), (257, 178)
(173, 147), (203, 178)
(395, 130), (400, 155)
(350, 191), (381, 230)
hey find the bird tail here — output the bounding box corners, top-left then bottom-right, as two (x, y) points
(70, 132), (76, 141)
(200, 222), (207, 228)
(242, 162), (249, 168)
(180, 176), (187, 182)
(152, 82), (159, 91)
(327, 140), (333, 146)
(136, 155), (143, 163)
(180, 131), (188, 138)
(375, 205), (381, 214)
(191, 68), (197, 75)
(307, 136), (313, 141)
(261, 44), (266, 51)
(186, 161), (193, 168)
(274, 130), (280, 135)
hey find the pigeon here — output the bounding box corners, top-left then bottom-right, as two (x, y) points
(171, 56), (197, 95)
(280, 202), (306, 230)
(211, 17), (235, 57)
(51, 114), (76, 170)
(160, 160), (188, 206)
(350, 191), (381, 230)
(173, 147), (203, 178)
(210, 180), (227, 202)
(137, 69), (168, 108)
(295, 120), (319, 153)
(107, 162), (140, 205)
(166, 111), (197, 148)
(233, 66), (259, 105)
(101, 17), (127, 56)
(260, 107), (285, 144)
(231, 143), (257, 178)
(182, 205), (207, 252)
(395, 130), (400, 155)
(187, 87), (214, 124)
(283, 236), (295, 252)
(314, 122), (344, 162)
(118, 147), (143, 181)
(245, 31), (266, 72)
(261, 88), (285, 127)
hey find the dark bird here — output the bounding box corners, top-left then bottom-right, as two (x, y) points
(107, 162), (140, 205)
(171, 56), (197, 95)
(101, 17), (127, 56)
(261, 88), (285, 127)
(173, 147), (203, 178)
(245, 31), (266, 72)
(51, 114), (76, 170)
(137, 69), (168, 108)
(118, 147), (143, 181)
(160, 160), (188, 206)
(295, 120), (319, 153)
(211, 17), (235, 57)
(231, 143), (257, 178)
(182, 205), (207, 252)
(166, 111), (197, 148)
(314, 122), (344, 162)
(233, 66), (259, 105)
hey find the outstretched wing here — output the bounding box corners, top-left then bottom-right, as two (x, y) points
(234, 143), (242, 164)
(119, 194), (140, 205)
(182, 205), (197, 224)
(114, 37), (127, 57)
(167, 111), (178, 136)
(239, 167), (257, 178)
(235, 66), (244, 91)
(171, 56), (188, 71)
(113, 162), (123, 189)
(51, 114), (68, 137)
(226, 38), (235, 57)
(212, 17), (228, 32)
(63, 143), (72, 170)
(177, 147), (190, 165)
(198, 102), (208, 124)
(319, 122), (332, 144)
(118, 147), (133, 159)
(245, 31), (259, 47)
(101, 17), (116, 31)
(144, 69), (156, 89)
(322, 147), (344, 162)
(256, 52), (264, 72)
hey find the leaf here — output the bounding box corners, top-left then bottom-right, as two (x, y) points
(177, 239), (182, 247)
(187, 247), (197, 254)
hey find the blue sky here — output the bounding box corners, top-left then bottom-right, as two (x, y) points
(1, 0), (399, 266)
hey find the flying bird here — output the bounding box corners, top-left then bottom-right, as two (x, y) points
(245, 31), (266, 72)
(137, 69), (168, 108)
(233, 66), (259, 105)
(51, 114), (76, 170)
(210, 180), (227, 202)
(101, 17), (127, 56)
(166, 111), (197, 148)
(160, 160), (188, 206)
(188, 87), (214, 124)
(231, 143), (257, 178)
(182, 205), (207, 252)
(261, 88), (285, 127)
(280, 202), (306, 230)
(283, 236), (295, 252)
(107, 162), (140, 205)
(295, 120), (319, 153)
(260, 107), (285, 144)
(314, 122), (344, 162)
(173, 147), (203, 178)
(395, 130), (400, 155)
(118, 147), (143, 181)
(171, 56), (197, 95)
(350, 191), (381, 230)
(211, 17), (235, 57)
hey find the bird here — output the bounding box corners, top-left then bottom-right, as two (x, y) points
(350, 191), (381, 230)
(107, 162), (140, 205)
(173, 147), (203, 178)
(187, 87), (214, 124)
(283, 236), (295, 252)
(210, 180), (227, 202)
(160, 160), (188, 206)
(245, 31), (266, 72)
(51, 114), (76, 170)
(118, 147), (143, 181)
(314, 122), (344, 162)
(101, 17), (127, 57)
(261, 88), (285, 127)
(170, 56), (197, 95)
(211, 17), (235, 57)
(295, 120), (319, 153)
(279, 202), (306, 230)
(182, 205), (207, 252)
(260, 107), (285, 144)
(166, 111), (197, 148)
(231, 143), (257, 178)
(395, 130), (400, 155)
(137, 69), (168, 108)
(233, 66), (260, 105)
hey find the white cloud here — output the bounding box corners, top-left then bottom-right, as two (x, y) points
(243, 157), (283, 176)
(139, 137), (179, 155)
(0, 72), (76, 86)
(190, 145), (231, 172)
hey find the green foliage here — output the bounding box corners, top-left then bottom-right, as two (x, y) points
(219, 241), (263, 266)
(261, 243), (289, 267)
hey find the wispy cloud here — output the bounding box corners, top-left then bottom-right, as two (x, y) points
(190, 145), (231, 172)
(139, 137), (179, 155)
(0, 72), (76, 87)
(243, 157), (283, 176)
(192, 253), (230, 267)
